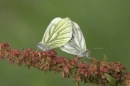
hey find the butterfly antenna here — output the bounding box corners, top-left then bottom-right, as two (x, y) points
(90, 44), (106, 50)
(28, 36), (37, 43)
(28, 36), (41, 51)
(91, 47), (106, 49)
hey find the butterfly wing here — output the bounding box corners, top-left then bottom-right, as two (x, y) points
(60, 22), (87, 57)
(41, 17), (72, 50)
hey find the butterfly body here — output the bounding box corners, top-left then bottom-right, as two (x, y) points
(37, 42), (49, 51)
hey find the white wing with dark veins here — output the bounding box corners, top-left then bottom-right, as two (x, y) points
(60, 22), (87, 57)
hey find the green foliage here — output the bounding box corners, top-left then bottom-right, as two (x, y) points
(104, 73), (116, 86)
(0, 0), (130, 86)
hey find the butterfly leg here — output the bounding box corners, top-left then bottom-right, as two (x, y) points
(74, 55), (79, 60)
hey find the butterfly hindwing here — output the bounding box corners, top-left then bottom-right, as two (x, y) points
(73, 22), (86, 51)
(60, 22), (87, 57)
(41, 17), (72, 50)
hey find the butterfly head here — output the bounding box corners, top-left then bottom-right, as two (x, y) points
(37, 42), (47, 51)
(84, 49), (91, 59)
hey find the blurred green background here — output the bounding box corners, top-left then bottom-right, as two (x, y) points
(0, 0), (130, 86)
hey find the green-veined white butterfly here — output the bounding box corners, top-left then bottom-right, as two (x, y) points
(60, 21), (90, 58)
(37, 17), (72, 51)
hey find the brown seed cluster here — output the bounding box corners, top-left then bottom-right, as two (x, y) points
(0, 42), (130, 86)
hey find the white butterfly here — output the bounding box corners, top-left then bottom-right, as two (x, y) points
(37, 17), (72, 51)
(60, 21), (90, 58)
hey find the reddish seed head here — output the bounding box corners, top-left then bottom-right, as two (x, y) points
(9, 57), (14, 64)
(0, 42), (130, 86)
